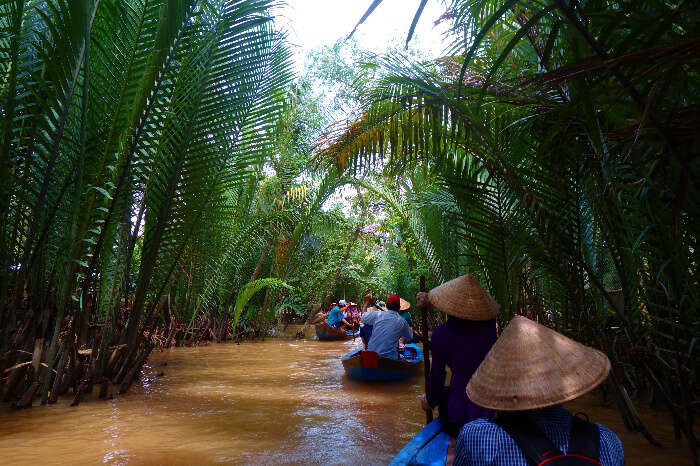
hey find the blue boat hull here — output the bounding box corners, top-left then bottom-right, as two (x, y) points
(344, 366), (416, 382)
(390, 418), (450, 465)
(341, 344), (423, 382)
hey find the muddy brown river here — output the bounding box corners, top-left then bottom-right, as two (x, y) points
(0, 328), (693, 465)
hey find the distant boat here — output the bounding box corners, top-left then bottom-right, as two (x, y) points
(390, 418), (450, 465)
(315, 321), (359, 341)
(341, 343), (423, 381)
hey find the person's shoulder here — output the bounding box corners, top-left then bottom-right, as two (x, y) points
(362, 311), (377, 322)
(459, 418), (511, 446)
(456, 418), (510, 463)
(461, 417), (504, 435)
(597, 423), (622, 446)
(461, 418), (513, 446)
(597, 423), (624, 464)
(396, 313), (411, 327)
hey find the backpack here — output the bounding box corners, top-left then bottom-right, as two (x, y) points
(494, 413), (601, 465)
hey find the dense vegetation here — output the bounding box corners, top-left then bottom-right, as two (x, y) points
(1, 0), (697, 462)
(0, 0), (298, 405)
(320, 0), (699, 460)
(0, 0), (429, 409)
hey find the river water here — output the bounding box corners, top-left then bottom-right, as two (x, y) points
(0, 327), (692, 465)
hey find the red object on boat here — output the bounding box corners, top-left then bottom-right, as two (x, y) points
(360, 350), (379, 369)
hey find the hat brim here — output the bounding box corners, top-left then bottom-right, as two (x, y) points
(466, 316), (611, 411)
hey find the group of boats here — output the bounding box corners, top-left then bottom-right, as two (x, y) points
(313, 320), (448, 464)
(314, 320), (424, 382)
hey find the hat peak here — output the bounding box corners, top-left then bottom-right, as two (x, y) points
(466, 316), (610, 411)
(427, 274), (499, 320)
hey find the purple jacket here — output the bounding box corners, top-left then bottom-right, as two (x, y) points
(426, 317), (497, 426)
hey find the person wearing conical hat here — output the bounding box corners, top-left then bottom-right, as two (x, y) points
(454, 316), (624, 465)
(397, 297), (412, 324)
(416, 274), (499, 437)
(397, 297), (420, 348)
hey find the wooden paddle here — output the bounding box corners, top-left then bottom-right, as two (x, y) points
(419, 275), (433, 423)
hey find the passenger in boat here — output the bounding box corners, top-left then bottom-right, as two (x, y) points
(343, 304), (360, 332)
(455, 316), (624, 466)
(360, 294), (375, 348)
(361, 293), (413, 359)
(327, 300), (346, 329)
(416, 274), (498, 437)
(397, 297), (413, 351)
(397, 297), (424, 345)
(398, 301), (412, 326)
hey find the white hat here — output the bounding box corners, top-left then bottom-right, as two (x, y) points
(338, 299), (347, 306)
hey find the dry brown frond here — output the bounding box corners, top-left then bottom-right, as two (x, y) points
(528, 37), (700, 87)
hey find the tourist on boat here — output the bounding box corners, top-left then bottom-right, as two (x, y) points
(360, 294), (375, 348)
(361, 293), (413, 359)
(396, 297), (424, 344)
(397, 297), (414, 349)
(327, 300), (346, 329)
(343, 304), (360, 332)
(359, 296), (391, 349)
(398, 298), (412, 325)
(455, 315), (624, 466)
(416, 274), (499, 438)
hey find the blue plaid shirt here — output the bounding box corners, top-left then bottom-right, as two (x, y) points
(454, 406), (624, 466)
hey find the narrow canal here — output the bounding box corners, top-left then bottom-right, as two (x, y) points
(0, 329), (692, 465)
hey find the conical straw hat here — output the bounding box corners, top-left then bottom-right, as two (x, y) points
(399, 297), (411, 311)
(428, 274), (499, 320)
(466, 316), (611, 411)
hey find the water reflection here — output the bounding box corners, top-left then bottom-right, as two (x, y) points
(103, 403), (127, 465)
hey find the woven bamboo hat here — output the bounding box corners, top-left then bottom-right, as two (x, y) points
(400, 298), (411, 311)
(466, 316), (611, 411)
(427, 274), (499, 320)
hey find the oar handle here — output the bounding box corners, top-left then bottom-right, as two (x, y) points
(420, 276), (433, 424)
(369, 300), (386, 312)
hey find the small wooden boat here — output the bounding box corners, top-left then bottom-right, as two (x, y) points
(341, 343), (423, 381)
(315, 321), (359, 341)
(390, 418), (450, 465)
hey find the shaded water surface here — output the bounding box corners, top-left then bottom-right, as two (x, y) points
(0, 328), (692, 465)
